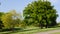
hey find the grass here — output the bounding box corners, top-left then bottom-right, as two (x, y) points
(15, 27), (60, 34)
(0, 26), (60, 34)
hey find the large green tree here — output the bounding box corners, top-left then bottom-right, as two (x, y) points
(23, 0), (58, 29)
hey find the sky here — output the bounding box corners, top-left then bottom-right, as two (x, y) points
(0, 0), (60, 22)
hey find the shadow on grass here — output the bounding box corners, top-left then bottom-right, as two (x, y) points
(0, 28), (39, 34)
(1, 27), (60, 34)
(0, 28), (23, 34)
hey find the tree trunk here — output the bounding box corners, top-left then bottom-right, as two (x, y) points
(40, 23), (43, 29)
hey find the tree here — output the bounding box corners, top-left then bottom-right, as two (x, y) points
(1, 10), (21, 29)
(23, 0), (58, 29)
(0, 12), (4, 29)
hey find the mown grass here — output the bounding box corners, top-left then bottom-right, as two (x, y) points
(0, 26), (60, 34)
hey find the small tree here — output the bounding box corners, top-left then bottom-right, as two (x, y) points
(1, 10), (21, 29)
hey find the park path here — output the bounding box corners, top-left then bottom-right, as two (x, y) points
(36, 29), (60, 34)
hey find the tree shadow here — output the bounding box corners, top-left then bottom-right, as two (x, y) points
(0, 28), (23, 34)
(0, 28), (39, 34)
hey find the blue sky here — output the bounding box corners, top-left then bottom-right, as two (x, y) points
(0, 0), (60, 22)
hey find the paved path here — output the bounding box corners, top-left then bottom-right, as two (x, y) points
(36, 29), (60, 34)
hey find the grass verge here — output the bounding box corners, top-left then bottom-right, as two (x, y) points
(0, 27), (60, 34)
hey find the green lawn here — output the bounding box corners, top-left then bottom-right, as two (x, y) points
(0, 27), (60, 34)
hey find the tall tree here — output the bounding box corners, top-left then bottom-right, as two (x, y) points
(23, 0), (58, 29)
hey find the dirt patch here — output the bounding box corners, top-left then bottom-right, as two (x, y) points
(36, 29), (60, 34)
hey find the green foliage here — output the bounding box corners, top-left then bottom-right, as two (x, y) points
(23, 0), (58, 28)
(1, 10), (21, 29)
(0, 12), (5, 29)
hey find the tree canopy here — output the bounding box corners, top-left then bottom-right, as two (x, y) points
(1, 10), (21, 29)
(23, 0), (58, 29)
